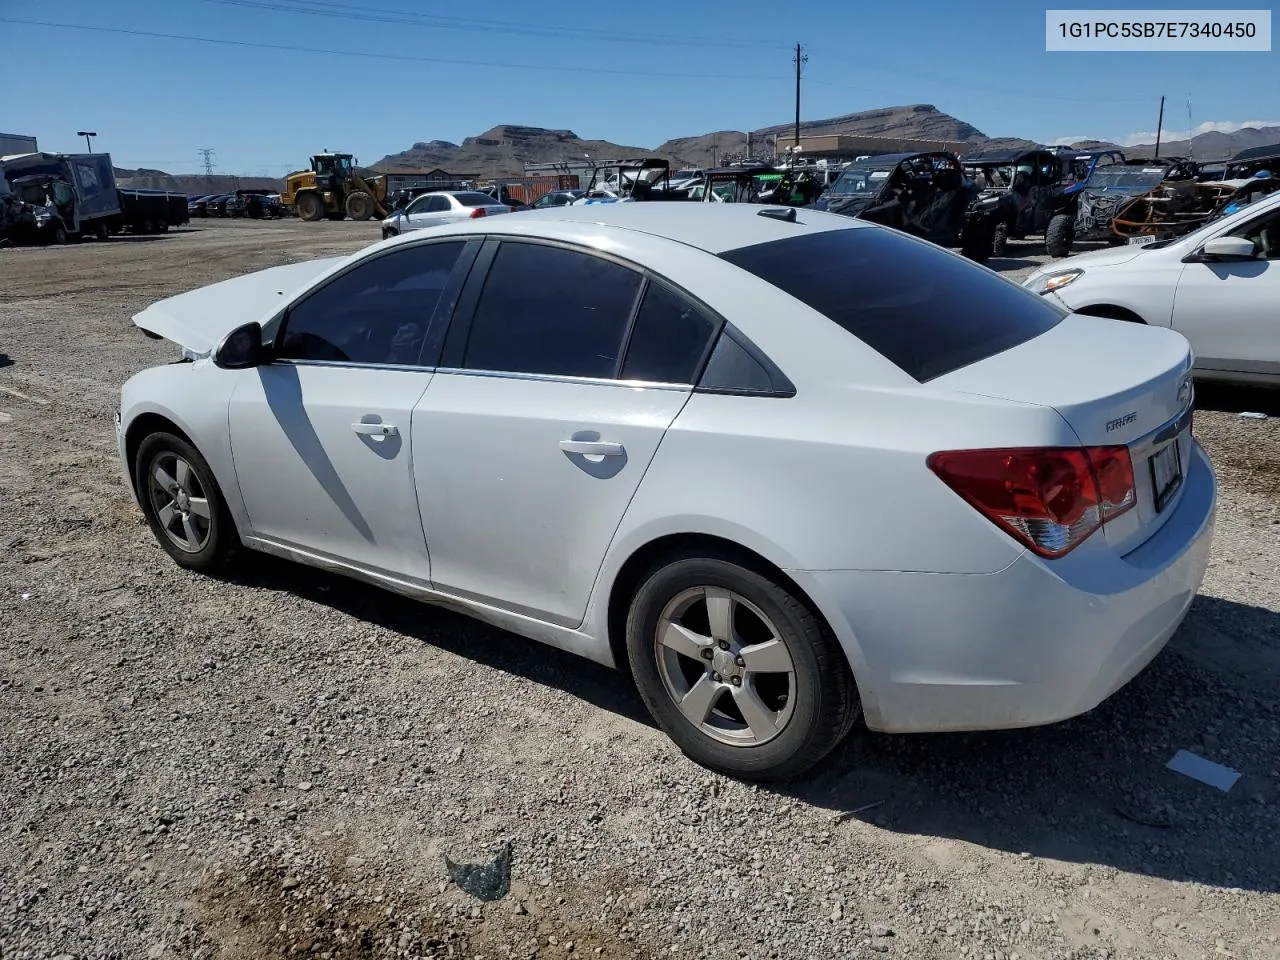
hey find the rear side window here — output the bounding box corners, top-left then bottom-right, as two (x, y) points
(720, 227), (1065, 382)
(455, 192), (497, 207)
(462, 242), (642, 378)
(620, 282), (717, 383)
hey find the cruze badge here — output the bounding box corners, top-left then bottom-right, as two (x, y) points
(1106, 411), (1138, 433)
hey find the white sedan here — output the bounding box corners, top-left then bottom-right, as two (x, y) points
(381, 190), (511, 239)
(117, 204), (1215, 780)
(1024, 190), (1280, 385)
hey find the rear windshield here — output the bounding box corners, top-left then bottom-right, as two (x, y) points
(455, 192), (500, 207)
(720, 226), (1065, 382)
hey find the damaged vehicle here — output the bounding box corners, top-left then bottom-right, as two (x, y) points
(813, 152), (978, 251)
(1070, 158), (1198, 245)
(0, 151), (120, 243)
(961, 148), (1063, 257)
(1111, 172), (1276, 245)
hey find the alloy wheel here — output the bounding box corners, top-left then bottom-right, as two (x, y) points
(146, 452), (212, 553)
(654, 586), (797, 747)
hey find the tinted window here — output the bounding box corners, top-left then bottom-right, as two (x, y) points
(278, 242), (464, 365)
(455, 192), (498, 207)
(698, 332), (779, 394)
(621, 282), (717, 383)
(719, 228), (1064, 382)
(462, 243), (642, 378)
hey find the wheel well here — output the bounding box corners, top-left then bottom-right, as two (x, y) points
(124, 413), (194, 489)
(605, 533), (832, 678)
(1074, 304), (1147, 324)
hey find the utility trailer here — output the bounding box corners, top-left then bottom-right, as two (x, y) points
(115, 188), (190, 234)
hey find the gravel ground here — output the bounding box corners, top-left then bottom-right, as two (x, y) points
(1, 219), (1278, 960)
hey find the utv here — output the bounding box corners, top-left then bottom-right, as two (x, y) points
(814, 151), (978, 250)
(960, 148), (1063, 257)
(1070, 157), (1197, 244)
(571, 158), (686, 204)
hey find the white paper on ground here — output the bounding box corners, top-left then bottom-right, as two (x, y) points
(1166, 749), (1241, 792)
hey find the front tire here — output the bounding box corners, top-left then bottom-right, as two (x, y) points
(991, 222), (1009, 257)
(626, 553), (860, 781)
(134, 432), (238, 574)
(296, 192), (324, 222)
(1045, 213), (1075, 258)
(344, 190), (375, 221)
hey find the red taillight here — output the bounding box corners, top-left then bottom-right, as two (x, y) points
(927, 446), (1135, 558)
(470, 207), (487, 219)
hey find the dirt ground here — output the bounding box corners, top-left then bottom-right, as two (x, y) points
(1, 219), (1278, 960)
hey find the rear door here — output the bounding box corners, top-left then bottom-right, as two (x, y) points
(411, 239), (719, 627)
(1169, 204), (1280, 379)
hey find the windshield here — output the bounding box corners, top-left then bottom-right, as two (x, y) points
(966, 164), (1016, 188)
(828, 166), (891, 196)
(1085, 167), (1168, 191)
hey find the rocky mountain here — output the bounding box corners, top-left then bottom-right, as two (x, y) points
(372, 124), (672, 176)
(1062, 125), (1280, 160)
(114, 168), (282, 194)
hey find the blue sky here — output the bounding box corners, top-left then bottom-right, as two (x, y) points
(1, 0), (1275, 174)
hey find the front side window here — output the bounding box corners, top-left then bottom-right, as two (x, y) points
(1229, 207), (1280, 258)
(461, 242), (642, 378)
(277, 242), (464, 365)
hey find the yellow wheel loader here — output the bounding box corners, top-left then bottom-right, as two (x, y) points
(281, 152), (389, 222)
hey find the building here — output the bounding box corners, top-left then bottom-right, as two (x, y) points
(369, 168), (480, 193)
(0, 132), (38, 157)
(774, 133), (976, 161)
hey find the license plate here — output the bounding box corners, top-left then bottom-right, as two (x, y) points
(1127, 234), (1157, 246)
(1149, 440), (1183, 513)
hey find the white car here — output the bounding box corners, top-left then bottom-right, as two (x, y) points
(381, 190), (511, 239)
(117, 204), (1215, 780)
(1024, 190), (1280, 385)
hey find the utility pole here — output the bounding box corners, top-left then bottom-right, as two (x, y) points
(1153, 96), (1165, 160)
(793, 43), (807, 157)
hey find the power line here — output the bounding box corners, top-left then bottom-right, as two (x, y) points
(0, 18), (792, 82)
(195, 0), (786, 50)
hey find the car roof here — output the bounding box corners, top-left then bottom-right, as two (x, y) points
(384, 202), (866, 255)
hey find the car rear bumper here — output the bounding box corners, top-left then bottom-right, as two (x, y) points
(792, 441), (1216, 733)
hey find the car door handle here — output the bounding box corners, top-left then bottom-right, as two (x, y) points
(351, 422), (398, 436)
(559, 439), (624, 456)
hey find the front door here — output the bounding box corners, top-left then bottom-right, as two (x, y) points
(413, 240), (719, 627)
(1171, 206), (1280, 379)
(404, 194), (452, 232)
(227, 239), (469, 578)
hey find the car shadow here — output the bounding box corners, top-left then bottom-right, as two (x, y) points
(1195, 383), (1280, 417)
(225, 551), (1277, 892)
(987, 257), (1043, 272)
(225, 553), (653, 727)
(0, 354), (11, 369)
(785, 593), (1280, 894)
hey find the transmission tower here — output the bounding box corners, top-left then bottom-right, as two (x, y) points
(197, 147), (216, 179)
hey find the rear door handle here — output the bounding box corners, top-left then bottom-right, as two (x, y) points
(351, 422), (399, 436)
(559, 439), (624, 457)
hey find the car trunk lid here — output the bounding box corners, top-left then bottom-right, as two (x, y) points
(932, 313), (1195, 554)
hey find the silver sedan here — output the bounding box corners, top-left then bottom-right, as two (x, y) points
(381, 190), (512, 238)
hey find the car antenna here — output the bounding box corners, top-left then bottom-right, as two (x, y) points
(758, 207), (797, 222)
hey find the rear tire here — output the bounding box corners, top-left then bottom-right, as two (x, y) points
(94, 222), (110, 241)
(625, 552), (860, 781)
(1045, 213), (1075, 258)
(134, 432), (239, 574)
(296, 192), (324, 222)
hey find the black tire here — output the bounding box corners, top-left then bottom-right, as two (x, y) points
(1045, 213), (1075, 258)
(991, 222), (1009, 258)
(94, 222), (110, 241)
(157, 219), (168, 233)
(296, 192), (324, 222)
(50, 222), (68, 245)
(626, 552), (860, 781)
(344, 190), (375, 221)
(381, 226), (398, 240)
(140, 218), (154, 235)
(134, 432), (239, 574)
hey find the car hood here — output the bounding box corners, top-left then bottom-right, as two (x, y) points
(131, 256), (348, 355)
(1030, 243), (1158, 278)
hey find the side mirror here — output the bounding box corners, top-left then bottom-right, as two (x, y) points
(213, 321), (265, 369)
(1197, 236), (1258, 261)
